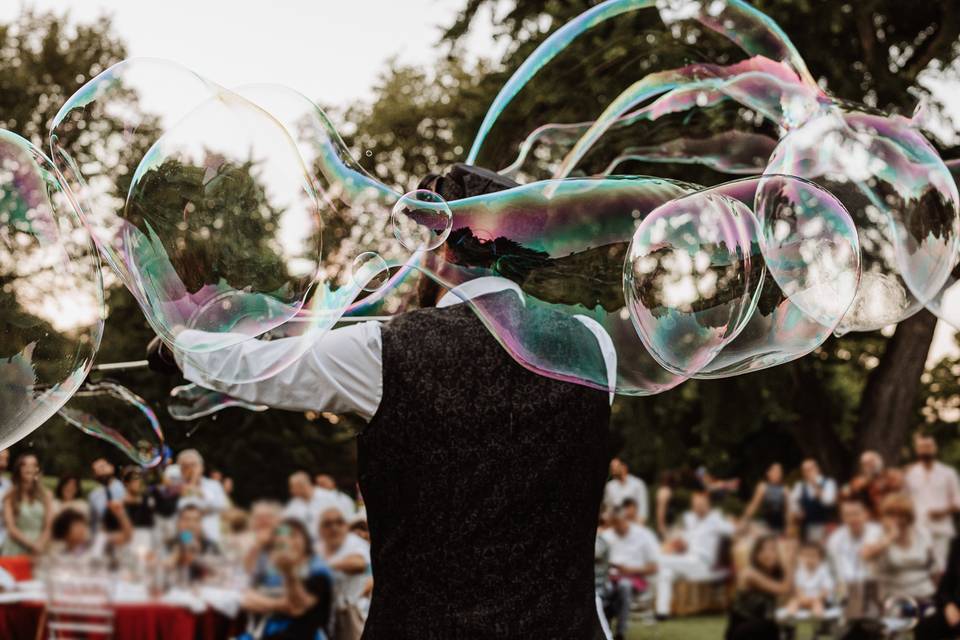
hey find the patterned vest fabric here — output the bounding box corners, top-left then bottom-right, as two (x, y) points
(358, 301), (612, 639)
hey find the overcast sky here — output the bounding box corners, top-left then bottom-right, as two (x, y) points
(1, 0), (499, 107)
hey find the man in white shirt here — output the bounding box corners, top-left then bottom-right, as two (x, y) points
(604, 458), (649, 524)
(790, 458), (838, 543)
(655, 491), (734, 617)
(319, 506), (372, 629)
(87, 457), (126, 535)
(600, 507), (658, 639)
(175, 449), (228, 543)
(284, 471), (344, 542)
(826, 498), (883, 591)
(315, 474), (357, 520)
(904, 433), (960, 571)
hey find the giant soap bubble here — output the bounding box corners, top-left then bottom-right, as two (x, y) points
(0, 130), (104, 446)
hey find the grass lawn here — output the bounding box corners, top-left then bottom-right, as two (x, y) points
(626, 615), (725, 640)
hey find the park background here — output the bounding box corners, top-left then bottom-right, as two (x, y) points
(1, 0), (959, 539)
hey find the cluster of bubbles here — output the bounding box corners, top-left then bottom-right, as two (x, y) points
(2, 0), (960, 456)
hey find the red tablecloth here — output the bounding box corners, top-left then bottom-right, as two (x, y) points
(0, 600), (240, 640)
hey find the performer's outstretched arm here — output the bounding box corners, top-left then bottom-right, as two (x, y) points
(178, 322), (383, 421)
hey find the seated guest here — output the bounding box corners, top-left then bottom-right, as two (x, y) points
(241, 518), (333, 640)
(600, 506), (658, 640)
(51, 504), (132, 557)
(741, 463), (789, 535)
(51, 509), (92, 556)
(604, 458), (649, 524)
(52, 474), (89, 519)
(862, 493), (936, 604)
(175, 449), (228, 544)
(245, 501), (283, 577)
(786, 541), (835, 618)
(790, 458), (837, 543)
(827, 498), (883, 597)
(315, 474), (356, 521)
(594, 522), (614, 639)
(167, 504), (220, 582)
(725, 535), (792, 640)
(319, 507), (371, 638)
(916, 535), (960, 640)
(1, 453), (53, 556)
(655, 490), (735, 618)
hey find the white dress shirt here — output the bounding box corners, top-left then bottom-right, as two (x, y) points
(177, 476), (229, 543)
(324, 532), (372, 607)
(680, 509), (735, 566)
(601, 523), (659, 569)
(905, 461), (960, 537)
(603, 474), (650, 522)
(827, 522), (883, 584)
(182, 277), (617, 420)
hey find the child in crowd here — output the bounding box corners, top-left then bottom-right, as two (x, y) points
(787, 542), (835, 617)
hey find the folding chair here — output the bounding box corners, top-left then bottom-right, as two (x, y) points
(45, 562), (115, 639)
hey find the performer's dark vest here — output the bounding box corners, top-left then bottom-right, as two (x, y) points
(357, 301), (612, 639)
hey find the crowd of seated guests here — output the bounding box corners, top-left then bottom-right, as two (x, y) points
(0, 448), (370, 640)
(597, 431), (960, 640)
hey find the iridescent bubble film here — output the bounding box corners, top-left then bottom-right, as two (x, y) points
(0, 0), (953, 431)
(0, 131), (104, 447)
(58, 381), (163, 468)
(167, 383), (267, 421)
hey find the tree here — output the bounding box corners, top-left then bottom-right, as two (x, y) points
(346, 0), (960, 483)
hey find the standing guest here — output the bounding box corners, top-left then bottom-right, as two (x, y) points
(87, 457), (125, 534)
(319, 507), (371, 639)
(827, 498), (883, 594)
(316, 474), (357, 520)
(52, 474), (89, 519)
(600, 506), (659, 640)
(696, 466), (741, 504)
(905, 433), (960, 573)
(655, 490), (735, 618)
(604, 457), (649, 524)
(655, 470), (684, 538)
(121, 466), (156, 530)
(916, 534), (960, 640)
(742, 463), (789, 534)
(176, 449), (228, 544)
(791, 459), (838, 543)
(241, 518), (333, 640)
(0, 449), (11, 549)
(842, 451), (895, 517)
(1, 454), (53, 556)
(862, 493), (936, 604)
(725, 535), (792, 640)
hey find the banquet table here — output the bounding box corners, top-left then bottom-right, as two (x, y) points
(0, 589), (244, 640)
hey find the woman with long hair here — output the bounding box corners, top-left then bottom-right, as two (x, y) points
(52, 474), (89, 519)
(1, 454), (53, 556)
(725, 534), (794, 640)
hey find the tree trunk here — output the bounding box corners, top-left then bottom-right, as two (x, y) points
(856, 309), (937, 465)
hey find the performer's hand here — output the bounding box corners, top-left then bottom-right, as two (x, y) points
(146, 336), (180, 375)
